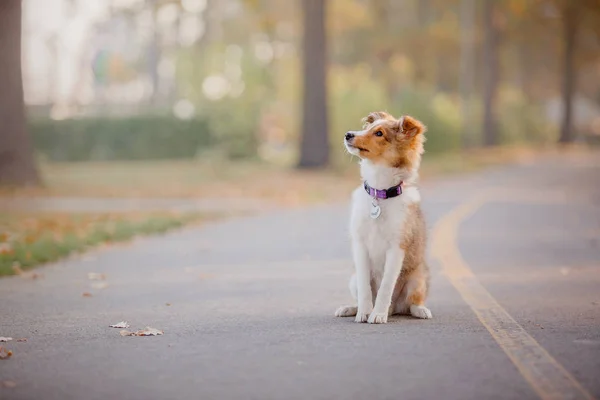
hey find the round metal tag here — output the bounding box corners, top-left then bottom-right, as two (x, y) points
(370, 202), (381, 219)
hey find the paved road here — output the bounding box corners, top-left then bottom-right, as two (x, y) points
(1, 154), (599, 400)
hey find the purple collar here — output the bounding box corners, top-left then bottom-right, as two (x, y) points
(364, 181), (403, 199)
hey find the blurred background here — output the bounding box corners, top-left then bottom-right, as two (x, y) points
(0, 0), (599, 273)
(12, 0), (600, 166)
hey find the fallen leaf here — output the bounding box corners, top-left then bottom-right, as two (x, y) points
(0, 337), (12, 342)
(12, 264), (40, 280)
(165, 303), (171, 306)
(136, 327), (164, 336)
(82, 292), (93, 297)
(16, 338), (27, 343)
(109, 321), (130, 329)
(87, 272), (106, 281)
(1, 380), (17, 388)
(119, 327), (164, 337)
(91, 282), (109, 289)
(0, 346), (13, 359)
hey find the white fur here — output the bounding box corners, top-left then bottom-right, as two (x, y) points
(410, 304), (433, 319)
(337, 154), (423, 324)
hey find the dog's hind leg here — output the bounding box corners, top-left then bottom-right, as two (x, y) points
(405, 267), (432, 319)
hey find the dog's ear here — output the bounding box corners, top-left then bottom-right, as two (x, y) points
(362, 111), (393, 128)
(399, 115), (426, 137)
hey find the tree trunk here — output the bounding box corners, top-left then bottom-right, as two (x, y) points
(298, 0), (329, 168)
(0, 0), (40, 186)
(414, 0), (430, 84)
(558, 3), (578, 144)
(459, 0), (475, 147)
(147, 0), (160, 105)
(482, 0), (500, 147)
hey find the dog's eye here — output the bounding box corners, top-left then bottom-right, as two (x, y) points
(374, 131), (383, 137)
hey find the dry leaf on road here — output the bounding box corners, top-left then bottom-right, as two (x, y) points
(0, 337), (12, 342)
(0, 346), (13, 359)
(16, 338), (27, 342)
(82, 292), (93, 297)
(91, 282), (109, 289)
(12, 264), (41, 280)
(1, 380), (17, 388)
(120, 327), (164, 337)
(87, 273), (106, 281)
(109, 321), (130, 329)
(136, 327), (164, 336)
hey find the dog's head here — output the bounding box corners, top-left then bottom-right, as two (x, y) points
(344, 111), (426, 169)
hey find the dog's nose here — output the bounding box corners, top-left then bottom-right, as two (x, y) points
(345, 132), (355, 141)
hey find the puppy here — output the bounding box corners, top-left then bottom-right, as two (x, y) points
(335, 111), (432, 324)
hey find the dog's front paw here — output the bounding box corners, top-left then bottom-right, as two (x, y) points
(367, 311), (388, 324)
(354, 311), (370, 323)
(410, 305), (432, 319)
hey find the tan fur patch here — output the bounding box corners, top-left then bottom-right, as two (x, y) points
(397, 203), (430, 306)
(408, 290), (426, 306)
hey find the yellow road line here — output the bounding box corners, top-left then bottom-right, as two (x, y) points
(431, 193), (595, 400)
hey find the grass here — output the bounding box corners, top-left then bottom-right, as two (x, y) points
(0, 212), (204, 276)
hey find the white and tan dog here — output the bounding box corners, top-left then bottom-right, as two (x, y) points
(335, 111), (432, 324)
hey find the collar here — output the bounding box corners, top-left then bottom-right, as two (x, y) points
(363, 181), (403, 200)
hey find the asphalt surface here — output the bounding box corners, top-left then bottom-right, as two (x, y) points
(1, 154), (599, 400)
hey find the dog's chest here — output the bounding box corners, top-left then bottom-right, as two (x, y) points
(350, 188), (409, 262)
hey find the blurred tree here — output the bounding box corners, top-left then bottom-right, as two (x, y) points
(147, 0), (161, 105)
(482, 0), (500, 146)
(0, 0), (40, 186)
(459, 0), (476, 147)
(298, 0), (329, 168)
(558, 0), (580, 144)
(515, 0), (600, 143)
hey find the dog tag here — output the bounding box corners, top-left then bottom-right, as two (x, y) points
(370, 201), (381, 219)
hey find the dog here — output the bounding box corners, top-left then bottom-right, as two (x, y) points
(335, 111), (432, 324)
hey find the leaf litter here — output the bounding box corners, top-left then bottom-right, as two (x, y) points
(12, 264), (41, 280)
(87, 272), (106, 281)
(0, 346), (13, 360)
(119, 327), (164, 337)
(1, 380), (17, 388)
(109, 321), (130, 329)
(91, 282), (109, 289)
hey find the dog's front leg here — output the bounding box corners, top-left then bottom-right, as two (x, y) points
(352, 240), (372, 322)
(368, 247), (405, 324)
